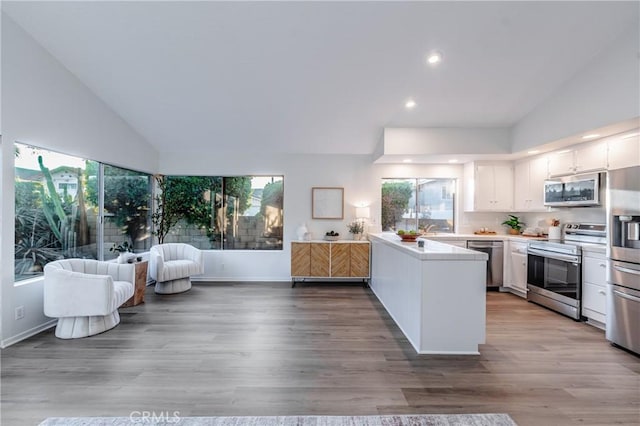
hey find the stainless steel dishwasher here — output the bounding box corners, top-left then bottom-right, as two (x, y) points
(467, 240), (504, 290)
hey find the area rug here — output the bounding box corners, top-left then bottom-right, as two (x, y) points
(38, 414), (517, 426)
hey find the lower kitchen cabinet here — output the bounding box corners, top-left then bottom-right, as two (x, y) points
(581, 251), (607, 327)
(504, 240), (527, 296)
(291, 241), (370, 285)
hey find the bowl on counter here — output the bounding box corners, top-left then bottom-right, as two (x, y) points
(397, 233), (420, 242)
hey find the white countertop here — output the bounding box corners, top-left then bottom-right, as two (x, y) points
(423, 232), (607, 252)
(369, 233), (488, 261)
(423, 233), (546, 242)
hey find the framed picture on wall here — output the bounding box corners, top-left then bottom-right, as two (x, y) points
(312, 187), (344, 219)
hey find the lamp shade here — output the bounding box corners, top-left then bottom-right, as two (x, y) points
(355, 206), (370, 219)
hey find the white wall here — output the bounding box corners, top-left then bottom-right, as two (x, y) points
(160, 151), (503, 281)
(161, 152), (375, 281)
(382, 127), (511, 156)
(0, 15), (158, 347)
(511, 23), (640, 153)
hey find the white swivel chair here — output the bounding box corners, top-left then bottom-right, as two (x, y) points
(44, 259), (135, 339)
(149, 243), (204, 294)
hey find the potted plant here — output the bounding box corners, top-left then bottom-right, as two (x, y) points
(347, 220), (365, 240)
(502, 215), (525, 235)
(110, 241), (133, 263)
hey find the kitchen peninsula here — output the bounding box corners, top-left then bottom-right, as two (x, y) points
(369, 233), (488, 355)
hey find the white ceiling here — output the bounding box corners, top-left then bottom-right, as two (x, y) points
(3, 1), (639, 156)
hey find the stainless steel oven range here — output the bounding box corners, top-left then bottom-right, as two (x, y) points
(527, 223), (606, 320)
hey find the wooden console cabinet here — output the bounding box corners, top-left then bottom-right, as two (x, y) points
(291, 241), (370, 286)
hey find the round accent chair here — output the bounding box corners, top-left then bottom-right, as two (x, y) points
(149, 243), (204, 294)
(44, 259), (135, 339)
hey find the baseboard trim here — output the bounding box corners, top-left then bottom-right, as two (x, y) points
(192, 277), (291, 283)
(1, 319), (57, 348)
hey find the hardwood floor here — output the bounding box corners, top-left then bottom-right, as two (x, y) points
(1, 282), (638, 425)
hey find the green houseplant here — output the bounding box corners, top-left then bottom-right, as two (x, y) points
(502, 215), (525, 235)
(347, 220), (365, 240)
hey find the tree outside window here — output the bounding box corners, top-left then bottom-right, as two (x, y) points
(153, 175), (284, 250)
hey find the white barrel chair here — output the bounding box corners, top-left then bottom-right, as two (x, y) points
(149, 243), (204, 294)
(44, 259), (135, 339)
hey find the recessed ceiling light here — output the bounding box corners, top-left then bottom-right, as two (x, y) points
(447, 159), (459, 163)
(402, 159), (413, 163)
(426, 51), (443, 65)
(527, 150), (540, 155)
(405, 99), (416, 109)
(582, 134), (600, 140)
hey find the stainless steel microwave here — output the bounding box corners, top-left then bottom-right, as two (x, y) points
(543, 173), (601, 207)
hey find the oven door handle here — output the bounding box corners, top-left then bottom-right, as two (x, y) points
(612, 289), (640, 303)
(527, 248), (580, 263)
(612, 265), (640, 276)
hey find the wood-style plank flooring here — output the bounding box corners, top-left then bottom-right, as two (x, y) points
(1, 282), (639, 426)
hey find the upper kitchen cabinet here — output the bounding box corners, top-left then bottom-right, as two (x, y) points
(607, 133), (640, 170)
(464, 162), (514, 212)
(514, 155), (548, 211)
(548, 141), (607, 177)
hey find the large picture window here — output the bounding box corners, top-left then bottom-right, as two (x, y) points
(381, 178), (455, 233)
(14, 144), (284, 280)
(14, 143), (152, 281)
(156, 175), (283, 251)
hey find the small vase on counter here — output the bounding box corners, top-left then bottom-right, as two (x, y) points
(296, 223), (308, 241)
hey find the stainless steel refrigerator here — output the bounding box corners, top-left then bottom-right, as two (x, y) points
(607, 165), (640, 355)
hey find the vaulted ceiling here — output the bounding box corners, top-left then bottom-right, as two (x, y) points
(3, 1), (638, 156)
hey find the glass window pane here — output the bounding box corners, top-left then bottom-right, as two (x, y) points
(381, 177), (455, 233)
(101, 165), (152, 260)
(155, 175), (283, 251)
(223, 176), (283, 250)
(417, 178), (455, 233)
(160, 176), (223, 250)
(14, 143), (98, 280)
(381, 178), (417, 232)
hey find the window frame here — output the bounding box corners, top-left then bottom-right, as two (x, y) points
(381, 177), (456, 233)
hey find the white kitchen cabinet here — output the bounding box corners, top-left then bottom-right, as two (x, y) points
(464, 162), (514, 212)
(581, 251), (607, 327)
(607, 134), (640, 170)
(548, 150), (575, 177)
(504, 240), (528, 297)
(514, 156), (548, 211)
(548, 141), (607, 177)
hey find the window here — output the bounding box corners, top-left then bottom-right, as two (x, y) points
(381, 178), (455, 233)
(100, 165), (152, 261)
(14, 144), (98, 280)
(158, 175), (284, 250)
(14, 143), (152, 281)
